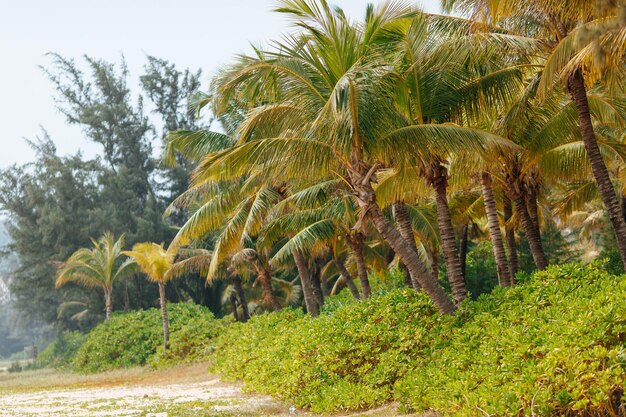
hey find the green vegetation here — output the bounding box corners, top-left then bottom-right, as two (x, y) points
(1, 1), (625, 416)
(71, 303), (224, 372)
(210, 263), (625, 415)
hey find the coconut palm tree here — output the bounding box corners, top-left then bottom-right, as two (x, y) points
(55, 233), (136, 320)
(123, 243), (211, 352)
(188, 1), (527, 313)
(444, 0), (626, 268)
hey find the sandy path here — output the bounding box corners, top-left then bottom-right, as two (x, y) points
(0, 364), (294, 417)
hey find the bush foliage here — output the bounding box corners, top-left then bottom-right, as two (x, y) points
(210, 263), (626, 415)
(71, 303), (225, 372)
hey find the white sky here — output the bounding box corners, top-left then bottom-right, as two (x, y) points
(0, 0), (441, 168)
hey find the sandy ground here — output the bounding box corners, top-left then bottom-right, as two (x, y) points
(0, 364), (401, 417)
(0, 363), (295, 417)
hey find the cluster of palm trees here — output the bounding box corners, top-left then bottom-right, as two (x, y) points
(57, 0), (625, 336)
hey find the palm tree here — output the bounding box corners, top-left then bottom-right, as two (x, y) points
(55, 233), (135, 320)
(123, 242), (211, 352)
(189, 1), (526, 313)
(444, 0), (626, 268)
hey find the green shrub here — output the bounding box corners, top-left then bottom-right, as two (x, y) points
(72, 303), (226, 372)
(210, 262), (626, 415)
(38, 331), (87, 368)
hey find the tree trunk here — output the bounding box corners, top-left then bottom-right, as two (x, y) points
(293, 249), (319, 316)
(123, 280), (130, 312)
(480, 172), (512, 286)
(459, 223), (469, 280)
(569, 68), (626, 269)
(232, 276), (250, 322)
(257, 268), (281, 311)
(333, 258), (361, 300)
(367, 202), (456, 313)
(350, 162), (455, 314)
(229, 292), (239, 322)
(503, 195), (518, 281)
(513, 191), (548, 270)
(133, 275), (143, 309)
(104, 289), (113, 320)
(526, 188), (540, 234)
(622, 195), (626, 224)
(432, 169), (467, 304)
(311, 269), (324, 308)
(430, 248), (439, 282)
(347, 232), (371, 298)
(392, 201), (421, 290)
(158, 282), (169, 354)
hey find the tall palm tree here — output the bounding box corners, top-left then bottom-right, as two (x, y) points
(444, 0), (626, 268)
(190, 1), (524, 313)
(55, 233), (135, 320)
(123, 242), (211, 352)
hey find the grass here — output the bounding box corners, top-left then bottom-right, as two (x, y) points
(0, 362), (212, 394)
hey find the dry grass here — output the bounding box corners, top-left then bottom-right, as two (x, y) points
(0, 362), (212, 394)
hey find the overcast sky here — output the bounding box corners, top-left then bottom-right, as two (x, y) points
(0, 0), (440, 168)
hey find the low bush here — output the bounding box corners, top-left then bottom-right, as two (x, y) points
(72, 303), (226, 372)
(38, 331), (86, 369)
(210, 262), (626, 415)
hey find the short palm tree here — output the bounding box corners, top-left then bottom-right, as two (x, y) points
(123, 242), (211, 352)
(55, 233), (135, 320)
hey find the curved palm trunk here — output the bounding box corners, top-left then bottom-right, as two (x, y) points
(526, 188), (540, 233)
(480, 172), (512, 286)
(257, 268), (281, 311)
(293, 249), (319, 316)
(513, 191), (548, 270)
(368, 202), (456, 313)
(432, 171), (467, 304)
(392, 201), (421, 290)
(233, 276), (250, 322)
(569, 69), (626, 269)
(503, 195), (518, 281)
(350, 162), (455, 314)
(311, 270), (324, 307)
(333, 258), (361, 300)
(458, 223), (469, 280)
(347, 232), (371, 298)
(158, 282), (169, 353)
(104, 288), (113, 320)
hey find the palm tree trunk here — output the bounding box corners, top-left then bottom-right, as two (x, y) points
(133, 275), (143, 309)
(622, 195), (626, 224)
(333, 258), (361, 299)
(392, 201), (421, 290)
(233, 276), (250, 322)
(229, 292), (240, 322)
(503, 195), (518, 281)
(367, 202), (456, 313)
(513, 191), (548, 270)
(480, 172), (512, 286)
(347, 232), (371, 298)
(158, 282), (169, 353)
(350, 163), (455, 313)
(257, 268), (281, 311)
(293, 249), (319, 316)
(458, 223), (469, 279)
(432, 170), (467, 304)
(429, 247), (439, 282)
(569, 68), (626, 269)
(311, 270), (324, 307)
(104, 289), (113, 320)
(526, 188), (540, 234)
